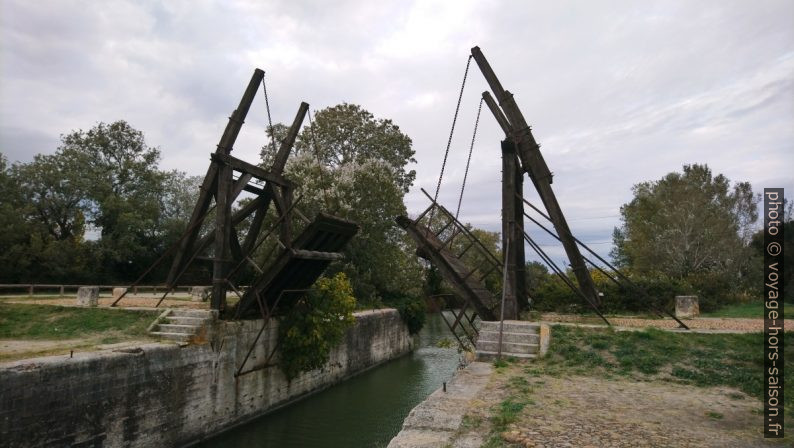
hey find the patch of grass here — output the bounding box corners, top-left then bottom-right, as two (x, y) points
(481, 434), (509, 448)
(706, 411), (723, 420)
(460, 414), (483, 430)
(701, 302), (794, 319)
(0, 303), (156, 339)
(532, 325), (794, 418)
(490, 398), (528, 432)
(493, 359), (509, 368)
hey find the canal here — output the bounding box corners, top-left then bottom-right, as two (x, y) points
(198, 312), (459, 447)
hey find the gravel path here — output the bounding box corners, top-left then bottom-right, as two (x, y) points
(500, 374), (778, 447)
(539, 313), (792, 333)
(5, 296), (209, 309)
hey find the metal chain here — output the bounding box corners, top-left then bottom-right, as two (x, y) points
(307, 109), (332, 209)
(455, 96), (483, 219)
(261, 74), (277, 155)
(430, 55), (472, 225)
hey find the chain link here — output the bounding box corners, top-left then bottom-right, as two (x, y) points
(261, 74), (277, 155)
(430, 55), (473, 226)
(455, 96), (483, 219)
(307, 110), (332, 210)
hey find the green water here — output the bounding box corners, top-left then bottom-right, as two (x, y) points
(198, 313), (459, 448)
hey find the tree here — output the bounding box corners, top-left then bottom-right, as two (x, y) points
(57, 121), (168, 280)
(12, 153), (87, 241)
(260, 104), (423, 307)
(611, 164), (758, 309)
(612, 164), (757, 278)
(263, 103), (417, 192)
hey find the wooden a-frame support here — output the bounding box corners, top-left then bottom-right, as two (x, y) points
(163, 68), (310, 313)
(472, 46), (602, 312)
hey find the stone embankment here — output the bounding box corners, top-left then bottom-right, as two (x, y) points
(388, 362), (493, 448)
(0, 309), (413, 447)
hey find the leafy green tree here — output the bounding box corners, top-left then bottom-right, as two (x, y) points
(611, 164), (758, 309)
(750, 198), (793, 302)
(0, 122), (201, 284)
(612, 164), (756, 278)
(269, 103), (416, 192)
(261, 104), (424, 308)
(56, 121), (170, 280)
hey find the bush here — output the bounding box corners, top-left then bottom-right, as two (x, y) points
(397, 296), (427, 334)
(278, 273), (357, 380)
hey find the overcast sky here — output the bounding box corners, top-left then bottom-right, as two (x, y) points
(2, 0), (793, 264)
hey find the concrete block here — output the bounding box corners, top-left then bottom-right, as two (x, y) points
(76, 287), (99, 307)
(190, 286), (211, 302)
(112, 287), (127, 301)
(539, 323), (551, 357)
(675, 295), (699, 319)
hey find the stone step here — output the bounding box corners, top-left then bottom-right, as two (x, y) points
(156, 324), (198, 334)
(476, 350), (537, 362)
(477, 340), (539, 355)
(164, 316), (206, 326)
(150, 332), (192, 342)
(479, 320), (540, 334)
(170, 309), (213, 318)
(478, 330), (539, 345)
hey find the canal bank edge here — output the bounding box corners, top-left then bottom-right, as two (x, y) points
(388, 361), (493, 448)
(0, 308), (413, 447)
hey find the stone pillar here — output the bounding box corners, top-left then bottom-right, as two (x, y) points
(112, 287), (127, 301)
(77, 287), (99, 307)
(190, 286), (211, 302)
(675, 295), (699, 319)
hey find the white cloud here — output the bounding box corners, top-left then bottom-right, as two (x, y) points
(1, 0), (792, 265)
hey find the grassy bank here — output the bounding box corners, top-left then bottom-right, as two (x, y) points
(478, 325), (792, 446)
(0, 303), (156, 340)
(702, 301), (794, 319)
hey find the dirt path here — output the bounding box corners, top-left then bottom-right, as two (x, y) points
(539, 313), (792, 333)
(4, 295), (209, 309)
(460, 363), (786, 447)
(0, 337), (159, 362)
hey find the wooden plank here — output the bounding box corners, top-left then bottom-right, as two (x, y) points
(290, 249), (345, 261)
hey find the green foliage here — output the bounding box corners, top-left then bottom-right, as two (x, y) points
(0, 122), (199, 283)
(278, 273), (357, 380)
(261, 104), (424, 308)
(0, 303), (155, 339)
(702, 301), (794, 319)
(393, 295), (427, 334)
(609, 164), (757, 310)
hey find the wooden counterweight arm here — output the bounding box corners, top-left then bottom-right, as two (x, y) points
(470, 46), (602, 307)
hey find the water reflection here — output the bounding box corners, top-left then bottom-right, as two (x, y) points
(198, 313), (458, 448)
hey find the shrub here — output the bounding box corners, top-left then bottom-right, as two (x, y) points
(278, 273), (357, 380)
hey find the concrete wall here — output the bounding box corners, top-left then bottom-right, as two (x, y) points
(0, 309), (412, 447)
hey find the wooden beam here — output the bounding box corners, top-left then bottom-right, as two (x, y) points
(216, 68), (265, 155)
(482, 91), (511, 136)
(166, 163), (218, 287)
(501, 139), (519, 320)
(211, 153), (292, 187)
(272, 102), (309, 173)
(212, 162), (233, 311)
(471, 46), (601, 307)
